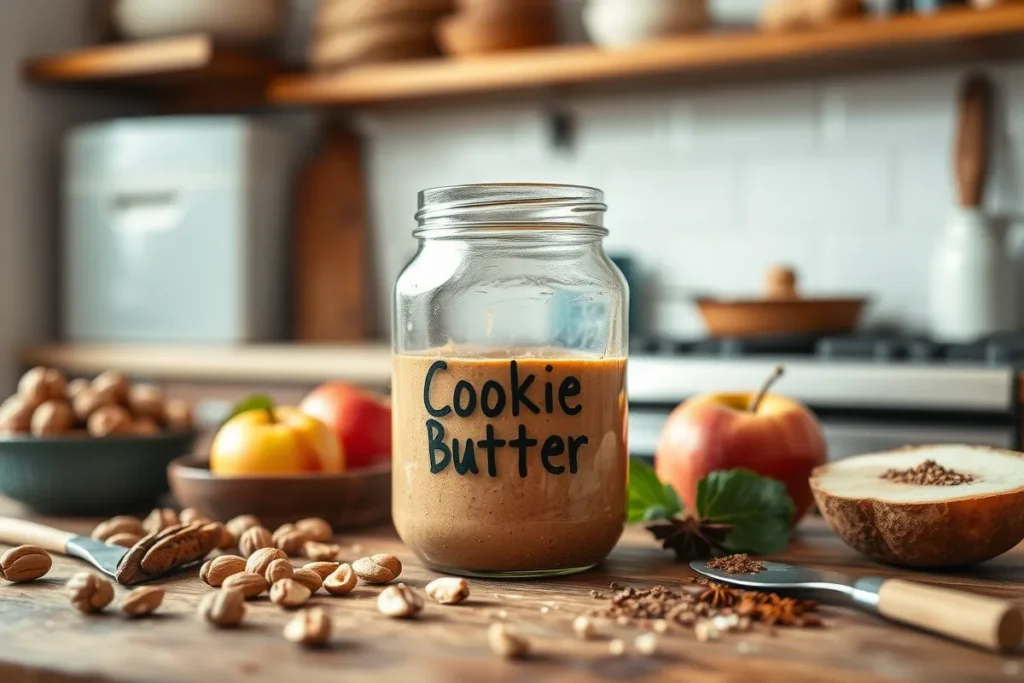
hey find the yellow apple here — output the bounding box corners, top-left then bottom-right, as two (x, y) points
(210, 407), (344, 476)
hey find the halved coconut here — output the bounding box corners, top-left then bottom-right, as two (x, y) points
(810, 444), (1024, 567)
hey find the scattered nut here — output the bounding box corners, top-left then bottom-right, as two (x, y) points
(0, 396), (34, 433)
(608, 639), (626, 657)
(221, 572), (269, 600)
(695, 620), (720, 642)
(120, 586), (165, 618)
(425, 577), (469, 605)
(635, 633), (659, 656)
(0, 545), (51, 582)
(18, 367), (52, 405)
(30, 399), (73, 436)
(273, 524), (309, 556)
(303, 561), (340, 580)
(205, 522), (235, 550)
(284, 608), (331, 648)
(106, 532), (142, 548)
(87, 405), (134, 437)
(292, 568), (324, 593)
(199, 588), (245, 627)
(226, 515), (261, 539)
(270, 578), (312, 609)
(92, 516), (144, 542)
(323, 563), (358, 596)
(200, 555), (247, 587)
(377, 583), (423, 618)
(265, 558), (295, 584)
(295, 518), (333, 543)
(246, 547), (288, 577)
(353, 554), (402, 583)
(67, 573), (114, 613)
(65, 377), (90, 401)
(92, 370), (130, 404)
(179, 508), (209, 525)
(72, 388), (112, 422)
(164, 398), (193, 432)
(239, 526), (274, 557)
(488, 624), (529, 659)
(573, 615), (597, 640)
(303, 541), (341, 562)
(128, 384), (165, 421)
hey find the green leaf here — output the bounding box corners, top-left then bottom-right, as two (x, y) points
(224, 394), (276, 424)
(696, 468), (796, 554)
(627, 458), (684, 523)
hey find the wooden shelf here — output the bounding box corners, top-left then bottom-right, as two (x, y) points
(270, 6), (1024, 106)
(20, 344), (391, 386)
(23, 34), (279, 88)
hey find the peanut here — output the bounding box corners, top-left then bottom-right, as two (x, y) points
(87, 405), (133, 437)
(270, 578), (312, 609)
(200, 555), (246, 587)
(291, 568), (324, 593)
(199, 588), (245, 627)
(221, 572), (268, 600)
(323, 563), (358, 596)
(120, 586), (164, 618)
(377, 583), (422, 618)
(303, 561), (340, 580)
(246, 547), (287, 577)
(30, 400), (73, 436)
(67, 573), (114, 613)
(295, 518), (333, 543)
(488, 624), (529, 658)
(226, 515), (261, 539)
(265, 558), (294, 584)
(273, 524), (308, 556)
(284, 608), (331, 648)
(238, 526), (273, 557)
(352, 554), (401, 583)
(425, 577), (469, 605)
(92, 370), (129, 404)
(303, 542), (341, 562)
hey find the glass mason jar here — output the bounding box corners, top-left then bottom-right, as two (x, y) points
(391, 184), (629, 578)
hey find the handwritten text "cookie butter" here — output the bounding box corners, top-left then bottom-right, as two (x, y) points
(423, 360), (589, 478)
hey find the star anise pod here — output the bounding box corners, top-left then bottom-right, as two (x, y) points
(645, 516), (733, 561)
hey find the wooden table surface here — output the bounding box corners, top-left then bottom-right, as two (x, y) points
(1, 507), (1023, 683)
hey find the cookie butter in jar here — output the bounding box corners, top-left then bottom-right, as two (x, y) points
(392, 184), (628, 577)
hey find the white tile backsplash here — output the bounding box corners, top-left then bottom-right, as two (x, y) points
(362, 62), (1024, 338)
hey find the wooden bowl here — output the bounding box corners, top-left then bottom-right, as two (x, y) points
(310, 21), (439, 70)
(696, 297), (867, 338)
(0, 431), (197, 516)
(168, 456), (392, 530)
(436, 12), (557, 56)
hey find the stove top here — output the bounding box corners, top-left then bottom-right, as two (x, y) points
(638, 332), (1024, 367)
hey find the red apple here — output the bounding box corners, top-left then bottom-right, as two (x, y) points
(654, 367), (826, 522)
(299, 382), (391, 469)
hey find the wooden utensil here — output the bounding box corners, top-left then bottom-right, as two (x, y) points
(693, 560), (1023, 652)
(956, 73), (992, 208)
(696, 266), (867, 338)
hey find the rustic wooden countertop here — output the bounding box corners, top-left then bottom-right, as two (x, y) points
(0, 507), (1022, 683)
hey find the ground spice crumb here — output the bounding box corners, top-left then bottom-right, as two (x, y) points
(590, 590), (604, 599)
(706, 554), (766, 574)
(881, 459), (974, 485)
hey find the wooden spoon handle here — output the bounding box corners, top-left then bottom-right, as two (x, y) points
(955, 73), (992, 208)
(877, 579), (1023, 651)
(0, 517), (74, 554)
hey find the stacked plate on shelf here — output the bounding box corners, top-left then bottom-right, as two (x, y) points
(310, 0), (455, 70)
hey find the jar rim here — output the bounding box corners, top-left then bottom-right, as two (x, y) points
(415, 183), (607, 235)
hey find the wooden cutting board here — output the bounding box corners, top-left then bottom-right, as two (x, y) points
(0, 506), (1021, 683)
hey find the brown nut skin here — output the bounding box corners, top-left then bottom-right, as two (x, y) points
(30, 400), (74, 437)
(273, 524), (309, 556)
(323, 563), (358, 596)
(303, 561), (340, 580)
(87, 405), (134, 437)
(221, 572), (269, 599)
(164, 398), (193, 432)
(0, 396), (34, 433)
(120, 586), (165, 618)
(0, 545), (52, 582)
(142, 508), (179, 535)
(200, 555), (247, 587)
(92, 371), (129, 404)
(239, 526), (274, 557)
(270, 578), (312, 609)
(132, 417), (160, 436)
(246, 547), (288, 577)
(284, 608), (331, 647)
(91, 515), (144, 542)
(303, 542), (341, 562)
(199, 588), (245, 627)
(128, 384), (165, 421)
(352, 554), (402, 583)
(66, 377), (90, 401)
(295, 518), (333, 543)
(226, 515), (262, 539)
(67, 573), (115, 613)
(377, 583), (423, 618)
(291, 568), (324, 593)
(106, 532), (142, 548)
(265, 558), (295, 584)
(72, 388), (113, 422)
(425, 577), (470, 605)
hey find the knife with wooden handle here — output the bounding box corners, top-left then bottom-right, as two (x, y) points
(693, 560), (1023, 652)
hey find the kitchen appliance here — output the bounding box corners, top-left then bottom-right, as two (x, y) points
(696, 266), (868, 338)
(928, 73), (1016, 341)
(64, 116), (296, 344)
(628, 331), (1022, 463)
(691, 560), (1022, 652)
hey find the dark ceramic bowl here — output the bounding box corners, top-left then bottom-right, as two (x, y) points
(0, 431), (197, 516)
(167, 456), (392, 530)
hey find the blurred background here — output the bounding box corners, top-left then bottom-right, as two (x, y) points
(4, 0), (1024, 460)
